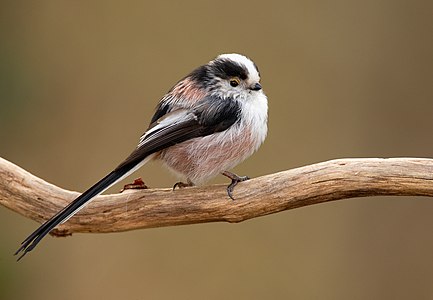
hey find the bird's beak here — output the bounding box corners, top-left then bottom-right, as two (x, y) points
(250, 82), (262, 91)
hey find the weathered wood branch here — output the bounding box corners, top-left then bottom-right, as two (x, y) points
(1, 157), (432, 236)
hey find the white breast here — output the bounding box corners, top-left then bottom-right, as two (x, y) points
(160, 91), (268, 184)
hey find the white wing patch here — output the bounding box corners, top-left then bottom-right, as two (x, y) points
(138, 109), (197, 148)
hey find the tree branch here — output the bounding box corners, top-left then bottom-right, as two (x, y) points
(1, 156), (433, 236)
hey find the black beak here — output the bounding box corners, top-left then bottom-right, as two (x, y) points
(250, 82), (262, 91)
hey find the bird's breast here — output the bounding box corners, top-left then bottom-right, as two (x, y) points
(160, 93), (268, 184)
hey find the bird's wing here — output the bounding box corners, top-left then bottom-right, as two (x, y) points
(117, 95), (241, 170)
(15, 95), (240, 260)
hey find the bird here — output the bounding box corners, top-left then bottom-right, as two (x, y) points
(15, 53), (268, 260)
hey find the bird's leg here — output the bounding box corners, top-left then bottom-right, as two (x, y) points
(173, 179), (194, 190)
(120, 177), (148, 192)
(222, 171), (250, 200)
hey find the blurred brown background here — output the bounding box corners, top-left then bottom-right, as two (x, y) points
(1, 1), (433, 299)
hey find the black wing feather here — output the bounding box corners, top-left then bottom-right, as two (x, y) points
(116, 95), (240, 170)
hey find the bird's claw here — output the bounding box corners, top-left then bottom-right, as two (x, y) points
(173, 181), (194, 190)
(120, 178), (148, 192)
(222, 171), (250, 200)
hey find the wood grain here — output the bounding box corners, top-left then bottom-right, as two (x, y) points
(1, 156), (433, 236)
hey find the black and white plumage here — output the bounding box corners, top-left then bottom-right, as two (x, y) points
(15, 53), (268, 260)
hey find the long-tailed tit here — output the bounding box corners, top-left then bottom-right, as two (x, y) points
(15, 53), (268, 260)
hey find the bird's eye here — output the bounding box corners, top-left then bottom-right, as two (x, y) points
(229, 78), (240, 87)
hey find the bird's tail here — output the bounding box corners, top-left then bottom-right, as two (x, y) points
(14, 157), (149, 261)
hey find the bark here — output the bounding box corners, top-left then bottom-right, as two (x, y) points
(1, 157), (432, 236)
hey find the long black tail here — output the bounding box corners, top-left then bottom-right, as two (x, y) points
(14, 163), (136, 261)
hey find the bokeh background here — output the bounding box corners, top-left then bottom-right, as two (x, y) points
(1, 1), (433, 299)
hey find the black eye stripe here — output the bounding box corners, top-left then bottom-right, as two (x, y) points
(211, 59), (248, 80)
(186, 57), (257, 89)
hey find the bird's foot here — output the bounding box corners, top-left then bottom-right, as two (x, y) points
(173, 180), (194, 190)
(120, 177), (148, 192)
(222, 171), (250, 200)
